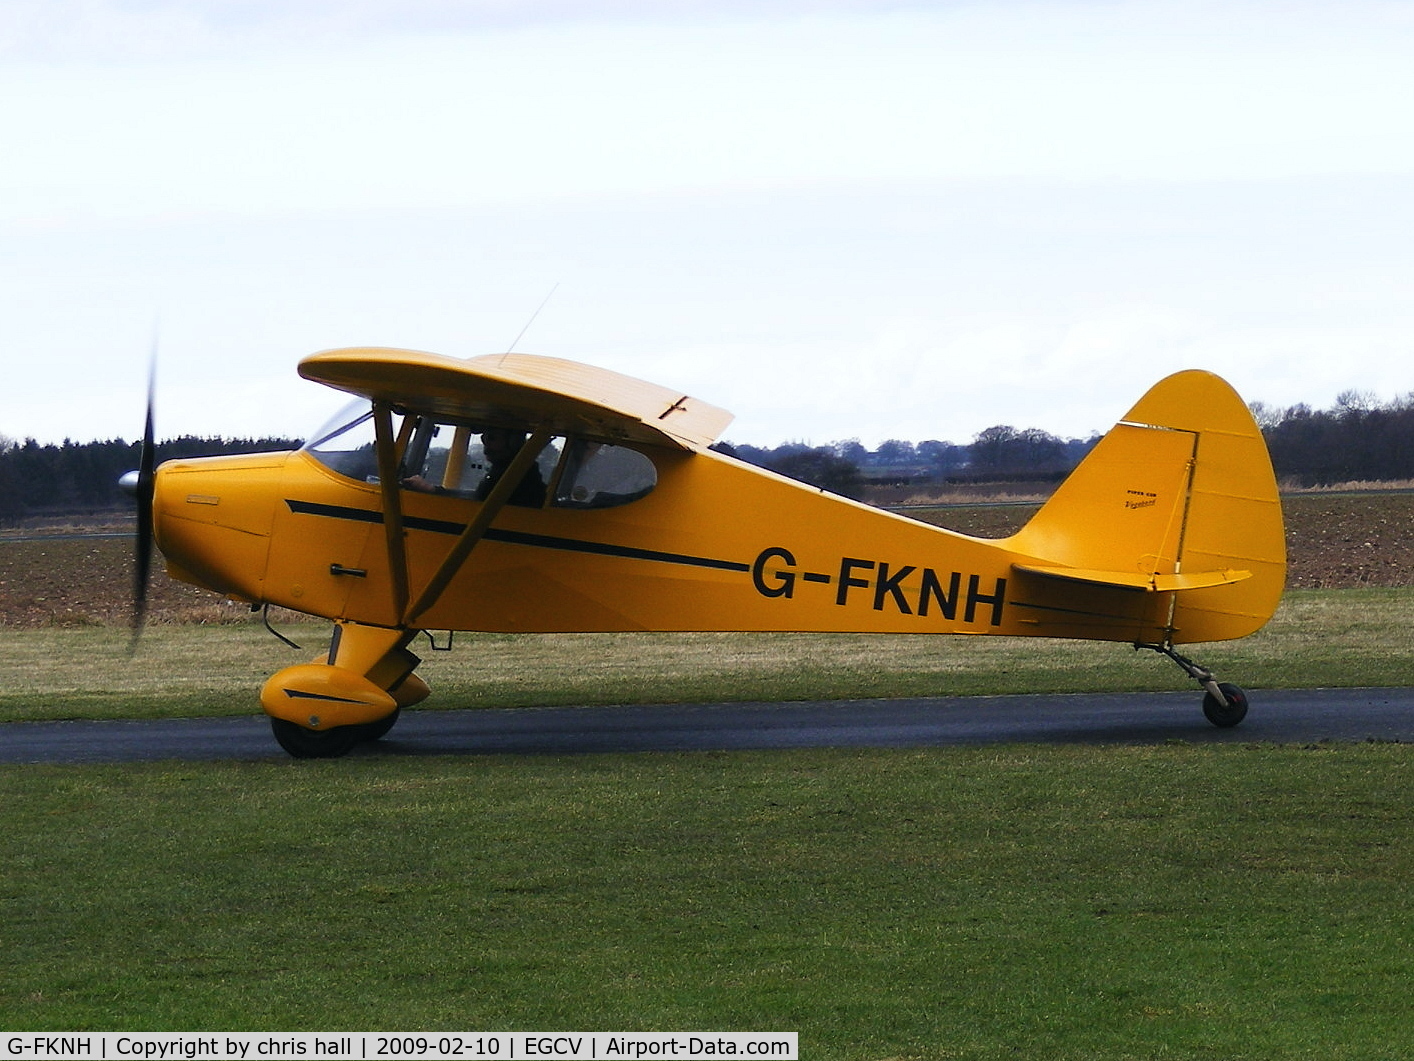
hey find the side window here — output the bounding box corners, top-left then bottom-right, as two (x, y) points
(403, 423), (561, 508)
(553, 441), (657, 509)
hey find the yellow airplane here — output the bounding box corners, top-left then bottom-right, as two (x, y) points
(126, 348), (1285, 757)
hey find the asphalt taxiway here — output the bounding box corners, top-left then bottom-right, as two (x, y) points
(1, 687), (1411, 763)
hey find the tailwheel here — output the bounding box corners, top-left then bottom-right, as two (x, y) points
(1202, 682), (1249, 728)
(270, 718), (362, 759)
(1139, 643), (1250, 729)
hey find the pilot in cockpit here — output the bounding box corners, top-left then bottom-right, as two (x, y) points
(475, 427), (547, 506)
(402, 426), (546, 507)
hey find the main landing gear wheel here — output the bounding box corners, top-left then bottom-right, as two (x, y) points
(270, 718), (361, 759)
(1202, 682), (1249, 728)
(359, 707), (401, 742)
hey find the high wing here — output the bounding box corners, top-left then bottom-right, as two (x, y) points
(299, 347), (734, 451)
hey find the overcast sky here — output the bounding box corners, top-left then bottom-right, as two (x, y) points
(3, 0), (1413, 449)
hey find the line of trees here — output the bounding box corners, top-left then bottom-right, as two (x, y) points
(0, 436), (301, 522)
(722, 428), (1100, 499)
(5, 388), (1414, 520)
(725, 389), (1414, 496)
(1253, 390), (1414, 487)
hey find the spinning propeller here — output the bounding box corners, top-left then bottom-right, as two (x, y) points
(119, 360), (157, 649)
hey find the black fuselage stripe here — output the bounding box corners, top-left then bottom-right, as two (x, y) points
(286, 499), (458, 533)
(284, 499), (750, 573)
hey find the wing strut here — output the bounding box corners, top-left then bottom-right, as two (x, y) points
(372, 403), (411, 619)
(402, 428), (553, 627)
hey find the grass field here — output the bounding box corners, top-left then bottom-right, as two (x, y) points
(1, 587), (1412, 722)
(1, 745), (1409, 1059)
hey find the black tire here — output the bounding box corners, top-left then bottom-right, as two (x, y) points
(270, 718), (361, 759)
(359, 708), (401, 742)
(1202, 682), (1249, 728)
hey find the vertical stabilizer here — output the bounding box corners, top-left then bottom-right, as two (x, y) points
(1006, 370), (1285, 644)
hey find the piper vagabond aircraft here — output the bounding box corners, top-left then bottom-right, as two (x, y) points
(125, 349), (1285, 757)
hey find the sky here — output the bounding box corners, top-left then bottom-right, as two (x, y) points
(3, 0), (1414, 450)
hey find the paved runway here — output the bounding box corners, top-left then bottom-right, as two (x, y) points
(2, 688), (1412, 763)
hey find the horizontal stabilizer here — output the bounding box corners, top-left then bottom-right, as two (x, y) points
(1013, 564), (1253, 593)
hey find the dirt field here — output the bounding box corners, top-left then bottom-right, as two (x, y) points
(914, 491), (1414, 591)
(0, 492), (1410, 627)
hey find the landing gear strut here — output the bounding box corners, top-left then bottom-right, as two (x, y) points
(1139, 643), (1249, 728)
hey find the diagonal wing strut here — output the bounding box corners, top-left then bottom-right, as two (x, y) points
(372, 403), (412, 619)
(401, 428), (553, 628)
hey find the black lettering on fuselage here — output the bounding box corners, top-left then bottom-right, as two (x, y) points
(873, 562), (916, 613)
(965, 574), (1007, 626)
(836, 558), (874, 606)
(752, 546), (797, 598)
(917, 568), (961, 619)
(751, 547), (1006, 627)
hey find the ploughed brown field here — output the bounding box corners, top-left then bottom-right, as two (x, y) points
(0, 491), (1410, 628)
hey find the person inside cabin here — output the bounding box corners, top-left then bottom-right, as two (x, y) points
(402, 426), (546, 508)
(475, 426), (547, 507)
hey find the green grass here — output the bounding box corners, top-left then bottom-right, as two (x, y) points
(2, 588), (1413, 722)
(0, 745), (1409, 1058)
(3, 586), (1410, 1052)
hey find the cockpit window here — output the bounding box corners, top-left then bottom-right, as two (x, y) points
(303, 400), (379, 482)
(305, 402), (656, 510)
(552, 440), (657, 509)
(406, 424), (560, 508)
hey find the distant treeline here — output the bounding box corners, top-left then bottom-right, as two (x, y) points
(725, 389), (1414, 498)
(0, 436), (301, 522)
(1252, 391), (1414, 487)
(3, 390), (1414, 519)
(721, 428), (1098, 500)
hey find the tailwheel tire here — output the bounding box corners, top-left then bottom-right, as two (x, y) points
(1202, 682), (1249, 728)
(271, 718), (361, 759)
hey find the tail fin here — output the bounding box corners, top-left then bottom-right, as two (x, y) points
(1006, 370), (1285, 644)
